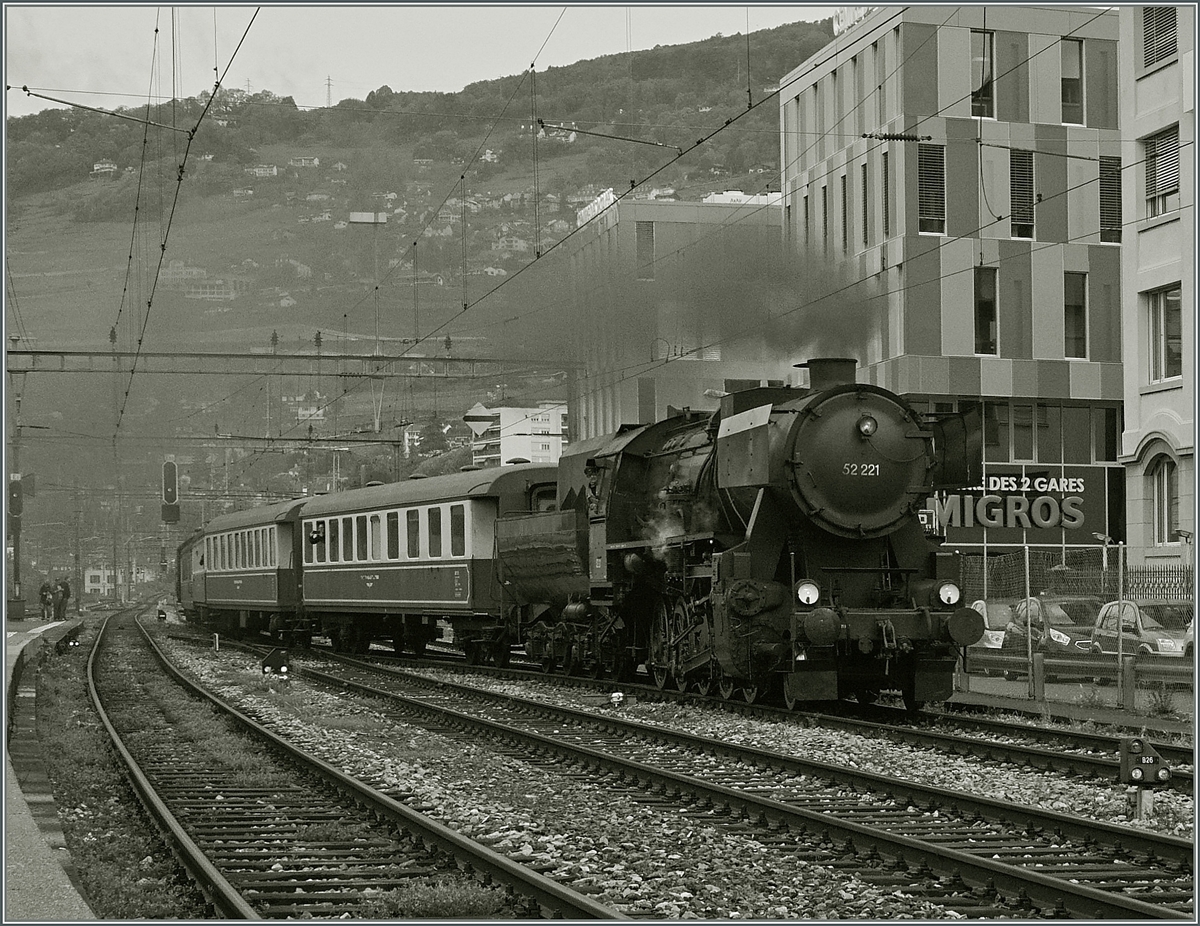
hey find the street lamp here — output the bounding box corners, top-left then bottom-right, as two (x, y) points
(1092, 531), (1112, 573)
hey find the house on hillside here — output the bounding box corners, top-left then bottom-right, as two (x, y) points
(289, 155), (319, 168)
(245, 164), (278, 178)
(90, 159), (117, 180)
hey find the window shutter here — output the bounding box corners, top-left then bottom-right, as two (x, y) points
(1147, 126), (1180, 196)
(1010, 149), (1035, 228)
(1143, 6), (1177, 67)
(917, 144), (945, 230)
(1099, 156), (1122, 242)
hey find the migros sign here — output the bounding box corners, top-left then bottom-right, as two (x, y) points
(929, 465), (1117, 544)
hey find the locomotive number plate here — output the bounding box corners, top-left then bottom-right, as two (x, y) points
(842, 463), (881, 476)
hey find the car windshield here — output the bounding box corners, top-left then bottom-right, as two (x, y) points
(1050, 599), (1100, 625)
(1140, 603), (1193, 632)
(981, 602), (1014, 629)
(1039, 603), (1077, 629)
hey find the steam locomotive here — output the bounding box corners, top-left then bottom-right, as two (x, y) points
(177, 358), (984, 710)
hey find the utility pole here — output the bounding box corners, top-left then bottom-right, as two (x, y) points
(7, 361), (25, 612)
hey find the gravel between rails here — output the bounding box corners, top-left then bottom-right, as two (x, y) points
(163, 636), (966, 920)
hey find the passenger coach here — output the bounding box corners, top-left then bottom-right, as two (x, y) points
(299, 464), (558, 657)
(193, 498), (307, 640)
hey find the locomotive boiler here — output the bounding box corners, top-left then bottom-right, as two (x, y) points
(496, 358), (984, 710)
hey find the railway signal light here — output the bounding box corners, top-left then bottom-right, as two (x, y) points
(162, 461), (178, 504)
(261, 647), (291, 683)
(1119, 737), (1171, 786)
(7, 477), (22, 517)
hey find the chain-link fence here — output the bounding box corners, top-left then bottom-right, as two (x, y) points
(960, 549), (1194, 604)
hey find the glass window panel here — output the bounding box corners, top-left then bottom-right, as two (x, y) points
(450, 504), (466, 556)
(406, 510), (420, 558)
(1064, 272), (1087, 359)
(1094, 407), (1119, 462)
(1012, 404), (1034, 460)
(328, 518), (340, 562)
(428, 508), (442, 557)
(974, 267), (998, 355)
(387, 512), (399, 559)
(369, 514), (381, 561)
(984, 403), (1009, 462)
(1062, 407), (1091, 463)
(1037, 405), (1062, 463)
(356, 515), (368, 560)
(342, 517), (354, 562)
(971, 30), (994, 117)
(1061, 39), (1083, 124)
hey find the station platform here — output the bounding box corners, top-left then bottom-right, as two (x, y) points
(5, 615), (95, 921)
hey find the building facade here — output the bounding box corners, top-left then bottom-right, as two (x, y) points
(779, 6), (1126, 553)
(464, 402), (569, 467)
(566, 197), (785, 440)
(1118, 5), (1195, 567)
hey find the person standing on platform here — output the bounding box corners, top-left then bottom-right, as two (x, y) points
(39, 580), (53, 621)
(53, 576), (71, 621)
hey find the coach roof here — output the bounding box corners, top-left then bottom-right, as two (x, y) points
(204, 497), (307, 533)
(299, 463), (557, 518)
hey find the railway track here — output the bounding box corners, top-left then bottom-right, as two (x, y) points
(211, 642), (1193, 919)
(89, 613), (625, 919)
(173, 627), (1195, 793)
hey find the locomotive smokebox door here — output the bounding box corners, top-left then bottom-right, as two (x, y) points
(717, 404), (773, 487)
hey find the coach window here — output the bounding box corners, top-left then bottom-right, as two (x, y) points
(450, 504), (466, 556)
(341, 517), (354, 562)
(428, 507), (443, 557)
(386, 512), (399, 559)
(369, 514), (383, 561)
(254, 531), (262, 568)
(406, 509), (420, 558)
(356, 515), (368, 560)
(314, 521), (327, 563)
(328, 518), (340, 562)
(218, 535), (226, 570)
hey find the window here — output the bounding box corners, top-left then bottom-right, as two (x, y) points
(406, 510), (420, 558)
(387, 511), (399, 559)
(312, 522), (326, 563)
(369, 514), (382, 561)
(1149, 286), (1182, 382)
(974, 267), (998, 355)
(840, 174), (848, 253)
(821, 185), (828, 251)
(917, 144), (945, 234)
(1145, 126), (1179, 217)
(1151, 457), (1179, 545)
(984, 403), (1008, 462)
(861, 162), (868, 246)
(971, 30), (994, 117)
(1143, 6), (1177, 68)
(450, 504), (465, 556)
(328, 518), (340, 562)
(1061, 39), (1083, 124)
(802, 193), (809, 243)
(881, 152), (890, 236)
(1064, 272), (1088, 359)
(1012, 404), (1034, 461)
(1010, 149), (1034, 238)
(356, 515), (368, 560)
(1099, 156), (1122, 242)
(428, 507), (442, 557)
(341, 517), (353, 562)
(635, 221), (654, 280)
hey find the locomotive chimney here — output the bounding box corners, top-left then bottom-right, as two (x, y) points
(798, 358), (857, 390)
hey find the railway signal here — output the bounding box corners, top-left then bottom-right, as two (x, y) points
(162, 459), (180, 523)
(261, 648), (291, 687)
(1119, 736), (1171, 821)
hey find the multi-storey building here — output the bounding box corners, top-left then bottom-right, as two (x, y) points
(463, 402), (569, 466)
(566, 195), (784, 439)
(779, 6), (1126, 555)
(1118, 5), (1194, 566)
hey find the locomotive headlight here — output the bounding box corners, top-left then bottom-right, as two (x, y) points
(795, 580), (821, 606)
(856, 415), (878, 438)
(936, 582), (962, 606)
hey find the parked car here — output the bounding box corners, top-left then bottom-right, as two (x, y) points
(996, 597), (1096, 679)
(967, 598), (1017, 649)
(1185, 618), (1193, 659)
(1088, 599), (1194, 658)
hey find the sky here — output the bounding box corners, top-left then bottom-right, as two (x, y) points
(4, 4), (836, 119)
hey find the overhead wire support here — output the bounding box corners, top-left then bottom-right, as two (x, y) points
(11, 85), (193, 133)
(538, 119), (683, 155)
(862, 132), (931, 142)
